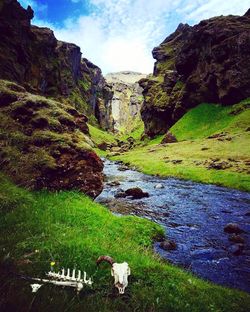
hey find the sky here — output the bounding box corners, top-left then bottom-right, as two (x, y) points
(19, 0), (249, 74)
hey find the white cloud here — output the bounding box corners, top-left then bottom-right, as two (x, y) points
(179, 0), (249, 21)
(52, 0), (181, 74)
(22, 0), (250, 74)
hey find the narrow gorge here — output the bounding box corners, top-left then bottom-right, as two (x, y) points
(0, 1), (250, 311)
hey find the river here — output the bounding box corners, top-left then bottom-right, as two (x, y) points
(96, 159), (250, 293)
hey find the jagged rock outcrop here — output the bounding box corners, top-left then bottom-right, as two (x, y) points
(105, 71), (147, 131)
(0, 0), (113, 129)
(140, 11), (250, 137)
(0, 80), (103, 197)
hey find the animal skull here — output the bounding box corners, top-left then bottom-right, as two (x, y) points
(97, 256), (131, 294)
(111, 262), (131, 294)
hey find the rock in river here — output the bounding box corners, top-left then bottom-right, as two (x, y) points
(160, 240), (177, 251)
(154, 183), (165, 189)
(224, 223), (244, 234)
(229, 234), (245, 244)
(125, 187), (149, 199)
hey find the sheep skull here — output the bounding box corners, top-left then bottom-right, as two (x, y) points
(111, 262), (131, 294)
(97, 256), (131, 294)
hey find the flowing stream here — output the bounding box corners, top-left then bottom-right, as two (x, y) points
(96, 159), (250, 293)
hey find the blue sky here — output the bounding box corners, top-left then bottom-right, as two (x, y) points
(19, 0), (249, 74)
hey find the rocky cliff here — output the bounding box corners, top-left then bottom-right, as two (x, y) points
(0, 0), (110, 197)
(140, 11), (250, 137)
(105, 71), (147, 132)
(0, 0), (113, 129)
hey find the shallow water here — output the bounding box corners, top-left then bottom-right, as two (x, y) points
(96, 159), (250, 293)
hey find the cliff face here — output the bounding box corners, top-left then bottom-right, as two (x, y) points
(140, 11), (250, 137)
(105, 72), (147, 132)
(0, 0), (109, 197)
(0, 0), (113, 129)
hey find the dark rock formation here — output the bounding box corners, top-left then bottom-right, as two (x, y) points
(140, 11), (250, 137)
(0, 80), (103, 197)
(161, 132), (177, 144)
(0, 0), (113, 129)
(124, 187), (149, 199)
(229, 234), (245, 244)
(160, 240), (177, 251)
(224, 223), (243, 234)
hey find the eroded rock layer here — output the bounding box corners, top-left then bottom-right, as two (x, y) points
(140, 11), (250, 137)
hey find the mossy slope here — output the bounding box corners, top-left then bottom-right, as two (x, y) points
(0, 79), (103, 197)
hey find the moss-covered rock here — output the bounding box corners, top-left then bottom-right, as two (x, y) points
(0, 80), (103, 197)
(140, 12), (250, 137)
(0, 0), (113, 130)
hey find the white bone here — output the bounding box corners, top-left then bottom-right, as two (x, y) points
(28, 268), (93, 293)
(72, 269), (76, 280)
(66, 268), (70, 278)
(30, 283), (42, 293)
(111, 262), (131, 294)
(77, 270), (81, 281)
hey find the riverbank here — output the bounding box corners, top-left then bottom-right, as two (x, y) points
(97, 159), (250, 293)
(1, 173), (250, 311)
(101, 101), (250, 191)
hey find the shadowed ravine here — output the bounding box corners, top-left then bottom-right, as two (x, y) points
(96, 159), (250, 293)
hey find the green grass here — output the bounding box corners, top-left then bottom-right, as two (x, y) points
(118, 117), (144, 142)
(110, 101), (250, 191)
(170, 100), (250, 140)
(0, 173), (249, 311)
(88, 124), (116, 146)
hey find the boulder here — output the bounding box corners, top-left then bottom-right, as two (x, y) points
(154, 183), (164, 189)
(229, 234), (245, 244)
(224, 223), (243, 234)
(161, 132), (177, 144)
(118, 165), (129, 171)
(114, 192), (127, 198)
(208, 160), (231, 170)
(125, 187), (149, 199)
(107, 180), (121, 187)
(160, 240), (177, 251)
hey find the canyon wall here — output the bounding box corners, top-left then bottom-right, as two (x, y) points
(140, 10), (250, 137)
(105, 71), (147, 132)
(0, 0), (113, 129)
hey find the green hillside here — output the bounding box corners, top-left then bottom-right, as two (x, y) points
(110, 100), (250, 191)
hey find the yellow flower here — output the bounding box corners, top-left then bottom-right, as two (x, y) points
(50, 261), (55, 266)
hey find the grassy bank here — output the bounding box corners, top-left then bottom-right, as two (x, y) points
(111, 101), (250, 191)
(1, 174), (250, 311)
